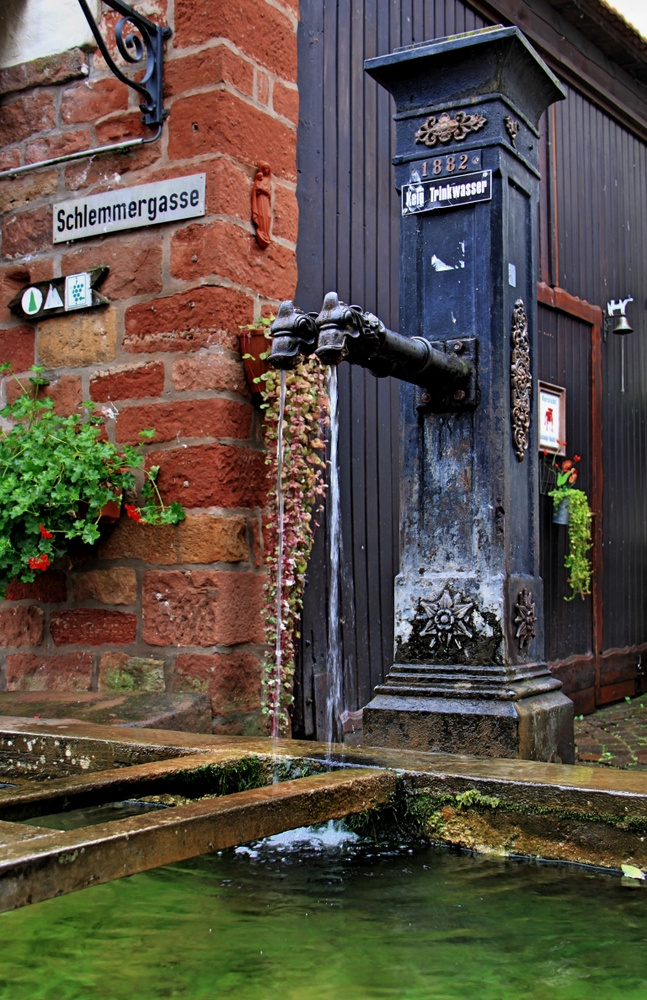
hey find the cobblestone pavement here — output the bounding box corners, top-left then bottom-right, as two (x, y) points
(575, 693), (647, 770)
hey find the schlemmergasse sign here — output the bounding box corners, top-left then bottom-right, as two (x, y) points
(53, 174), (206, 243)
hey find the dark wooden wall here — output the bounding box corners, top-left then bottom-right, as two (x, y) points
(294, 0), (647, 736)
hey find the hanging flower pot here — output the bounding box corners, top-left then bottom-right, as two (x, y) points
(552, 498), (569, 525)
(99, 493), (122, 523)
(239, 328), (272, 394)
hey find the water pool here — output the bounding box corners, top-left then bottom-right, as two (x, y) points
(1, 827), (645, 1000)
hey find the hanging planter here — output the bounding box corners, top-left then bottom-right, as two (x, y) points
(552, 498), (569, 525)
(239, 325), (272, 394)
(0, 364), (185, 597)
(548, 453), (593, 601)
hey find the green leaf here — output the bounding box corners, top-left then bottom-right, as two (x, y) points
(621, 864), (645, 880)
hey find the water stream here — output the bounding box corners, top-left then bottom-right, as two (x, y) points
(325, 366), (343, 743)
(272, 370), (287, 741)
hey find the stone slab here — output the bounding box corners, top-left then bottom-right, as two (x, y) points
(0, 692), (212, 734)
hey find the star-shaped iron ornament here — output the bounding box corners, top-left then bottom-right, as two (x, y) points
(514, 589), (537, 649)
(419, 588), (474, 650)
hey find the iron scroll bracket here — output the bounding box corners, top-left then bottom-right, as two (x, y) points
(76, 0), (172, 128)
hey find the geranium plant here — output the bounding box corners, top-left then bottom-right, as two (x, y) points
(0, 364), (184, 596)
(246, 324), (329, 736)
(548, 453), (593, 601)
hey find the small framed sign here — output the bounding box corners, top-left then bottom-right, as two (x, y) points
(538, 382), (566, 456)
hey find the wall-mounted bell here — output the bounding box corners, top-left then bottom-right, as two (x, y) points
(613, 313), (633, 335)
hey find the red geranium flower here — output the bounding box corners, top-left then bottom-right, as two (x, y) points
(39, 524), (53, 538)
(573, 455), (581, 462)
(28, 553), (50, 572)
(125, 504), (145, 523)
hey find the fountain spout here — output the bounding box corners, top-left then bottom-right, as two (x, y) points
(314, 291), (475, 405)
(268, 300), (318, 370)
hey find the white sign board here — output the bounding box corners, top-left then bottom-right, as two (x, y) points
(538, 382), (566, 456)
(53, 174), (206, 244)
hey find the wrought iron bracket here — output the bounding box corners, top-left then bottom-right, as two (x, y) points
(416, 337), (478, 413)
(77, 0), (172, 128)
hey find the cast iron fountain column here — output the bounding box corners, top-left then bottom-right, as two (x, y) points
(361, 26), (574, 761)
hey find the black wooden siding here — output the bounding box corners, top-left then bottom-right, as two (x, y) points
(294, 0), (647, 736)
(552, 86), (647, 652)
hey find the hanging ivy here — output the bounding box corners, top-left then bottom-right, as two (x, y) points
(248, 325), (329, 736)
(549, 485), (593, 601)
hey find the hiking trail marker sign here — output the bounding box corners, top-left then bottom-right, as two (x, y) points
(8, 267), (109, 322)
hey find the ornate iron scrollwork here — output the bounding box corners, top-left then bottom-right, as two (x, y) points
(504, 116), (520, 148)
(514, 589), (537, 649)
(77, 0), (171, 128)
(415, 110), (487, 147)
(511, 299), (531, 461)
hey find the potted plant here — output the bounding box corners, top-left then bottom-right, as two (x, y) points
(548, 454), (593, 600)
(239, 317), (272, 394)
(0, 364), (184, 596)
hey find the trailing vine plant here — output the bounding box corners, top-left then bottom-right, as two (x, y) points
(549, 454), (593, 601)
(244, 322), (329, 735)
(0, 364), (184, 597)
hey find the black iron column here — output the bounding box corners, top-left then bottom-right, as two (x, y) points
(362, 26), (574, 762)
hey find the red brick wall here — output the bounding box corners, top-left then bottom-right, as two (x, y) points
(0, 0), (299, 733)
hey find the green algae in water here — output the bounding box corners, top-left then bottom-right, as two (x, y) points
(0, 831), (646, 1000)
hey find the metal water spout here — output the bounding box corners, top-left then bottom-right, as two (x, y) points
(267, 300), (318, 370)
(268, 290), (477, 410)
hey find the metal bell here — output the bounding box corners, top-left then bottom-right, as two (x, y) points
(613, 314), (633, 335)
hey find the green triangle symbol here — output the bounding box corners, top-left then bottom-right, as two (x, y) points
(28, 290), (37, 313)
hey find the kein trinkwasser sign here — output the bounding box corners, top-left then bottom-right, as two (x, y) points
(402, 170), (492, 216)
(53, 174), (206, 243)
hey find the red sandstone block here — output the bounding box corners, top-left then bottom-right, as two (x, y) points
(124, 285), (253, 354)
(0, 327), (35, 373)
(6, 652), (93, 692)
(165, 46), (254, 98)
(0, 150), (20, 171)
(272, 184), (298, 243)
(117, 398), (253, 443)
(273, 81), (299, 124)
(95, 112), (148, 145)
(168, 90), (296, 182)
(25, 130), (91, 165)
(171, 351), (247, 394)
(0, 605), (43, 646)
(62, 235), (163, 300)
(5, 571), (68, 603)
(90, 362), (165, 402)
(0, 92), (56, 145)
(61, 78), (128, 124)
(50, 608), (137, 646)
(142, 569), (264, 646)
(64, 143), (160, 191)
(2, 206), (52, 259)
(171, 220), (297, 300)
(175, 0), (296, 81)
(5, 374), (82, 416)
(147, 442), (269, 509)
(206, 158), (253, 220)
(174, 651), (261, 714)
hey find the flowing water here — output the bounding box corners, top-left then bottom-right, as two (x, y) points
(2, 831), (646, 999)
(325, 366), (343, 743)
(272, 369), (287, 740)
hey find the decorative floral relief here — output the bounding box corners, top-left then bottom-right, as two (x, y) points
(514, 589), (537, 649)
(511, 298), (531, 462)
(419, 588), (475, 651)
(415, 111), (487, 147)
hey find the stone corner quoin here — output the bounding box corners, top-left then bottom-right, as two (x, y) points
(0, 0), (299, 734)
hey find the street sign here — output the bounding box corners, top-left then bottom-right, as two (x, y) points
(8, 267), (109, 322)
